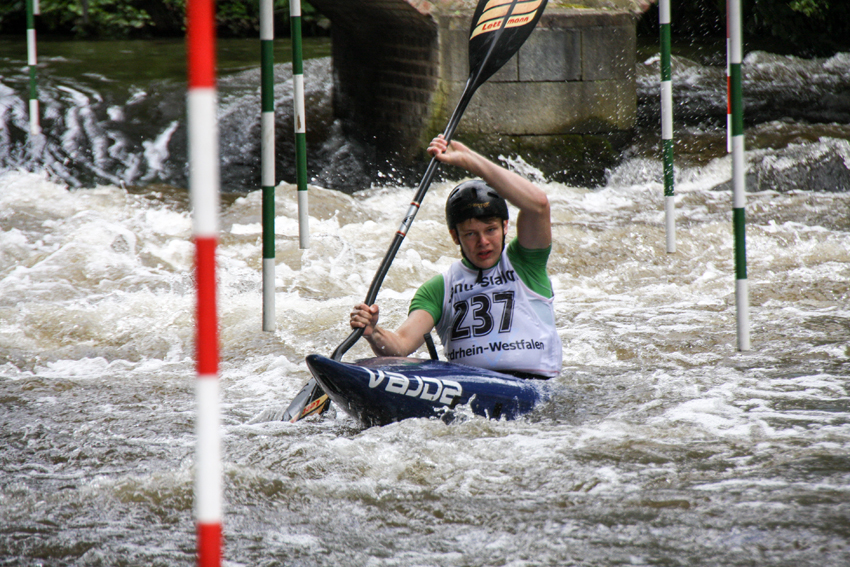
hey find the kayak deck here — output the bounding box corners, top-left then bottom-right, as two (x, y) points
(305, 354), (550, 427)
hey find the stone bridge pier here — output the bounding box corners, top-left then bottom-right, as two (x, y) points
(307, 0), (648, 186)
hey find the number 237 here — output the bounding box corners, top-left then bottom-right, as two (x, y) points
(450, 292), (514, 340)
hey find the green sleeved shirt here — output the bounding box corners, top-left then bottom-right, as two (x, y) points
(409, 237), (553, 326)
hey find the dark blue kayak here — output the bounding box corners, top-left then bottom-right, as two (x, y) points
(304, 354), (551, 427)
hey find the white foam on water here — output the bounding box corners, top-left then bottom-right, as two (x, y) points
(2, 132), (850, 564)
(141, 120), (179, 182)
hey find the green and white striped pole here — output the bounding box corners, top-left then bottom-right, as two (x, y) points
(291, 0), (309, 249)
(260, 0), (276, 331)
(659, 0), (675, 253)
(728, 0), (750, 351)
(26, 0), (40, 135)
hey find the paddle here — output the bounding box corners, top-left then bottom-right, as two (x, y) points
(282, 0), (549, 423)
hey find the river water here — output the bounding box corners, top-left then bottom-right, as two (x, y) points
(1, 37), (849, 566)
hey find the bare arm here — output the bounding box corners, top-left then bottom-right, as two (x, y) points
(350, 303), (435, 357)
(428, 135), (551, 249)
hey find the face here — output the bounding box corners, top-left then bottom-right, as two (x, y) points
(450, 217), (509, 270)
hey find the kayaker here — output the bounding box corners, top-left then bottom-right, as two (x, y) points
(349, 134), (562, 378)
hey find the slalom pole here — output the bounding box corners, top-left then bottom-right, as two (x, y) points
(726, 7), (732, 153)
(659, 0), (675, 253)
(187, 0), (223, 565)
(26, 0), (40, 135)
(728, 0), (750, 351)
(291, 0), (309, 248)
(260, 0), (276, 331)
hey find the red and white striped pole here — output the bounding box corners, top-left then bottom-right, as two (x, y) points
(187, 0), (222, 565)
(726, 6), (732, 153)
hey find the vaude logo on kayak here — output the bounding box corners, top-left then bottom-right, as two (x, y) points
(470, 0), (543, 39)
(365, 369), (462, 406)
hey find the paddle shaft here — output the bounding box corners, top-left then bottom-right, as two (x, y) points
(331, 79), (477, 360)
(330, 10), (525, 362)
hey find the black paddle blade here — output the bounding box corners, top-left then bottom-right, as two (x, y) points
(281, 378), (330, 423)
(468, 0), (548, 88)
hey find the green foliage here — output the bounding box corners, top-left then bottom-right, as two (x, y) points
(0, 2), (26, 32)
(639, 0), (849, 56)
(745, 0), (850, 55)
(0, 0), (327, 38)
(4, 0), (844, 54)
(38, 0), (152, 37)
(787, 0), (826, 18)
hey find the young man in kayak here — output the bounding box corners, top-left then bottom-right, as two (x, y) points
(349, 134), (562, 378)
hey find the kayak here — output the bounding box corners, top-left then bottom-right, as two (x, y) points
(304, 354), (551, 427)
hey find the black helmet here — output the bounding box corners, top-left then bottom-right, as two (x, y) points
(445, 180), (509, 231)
